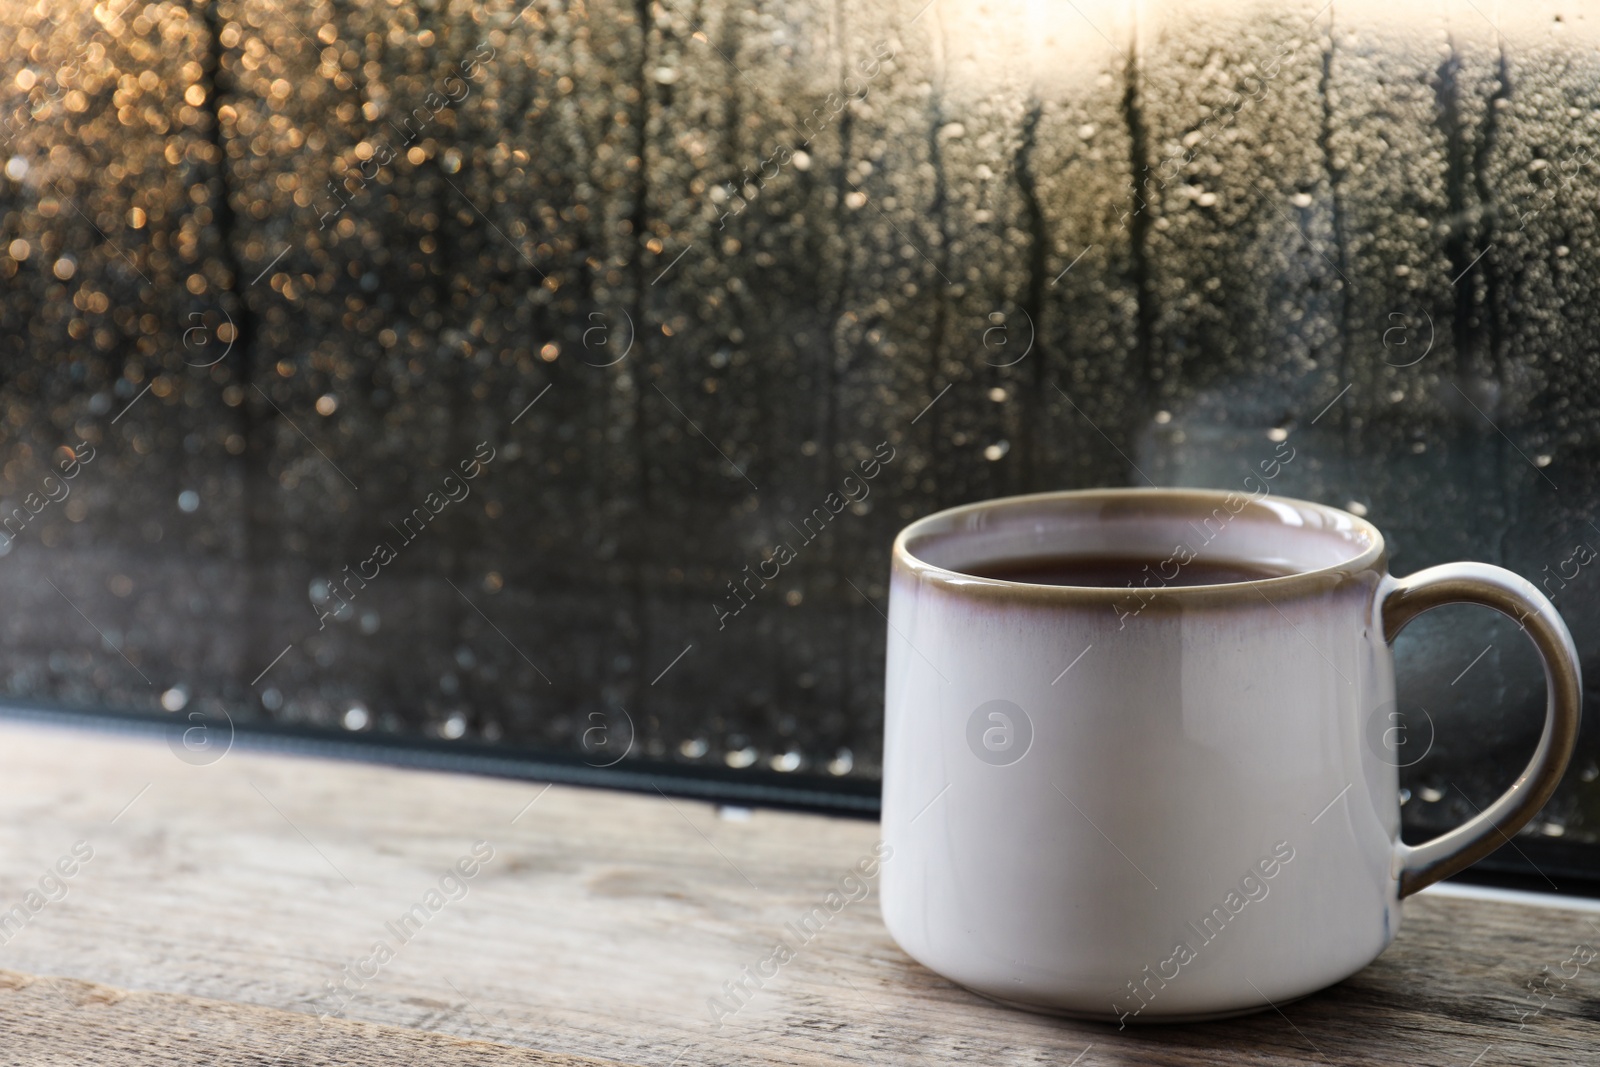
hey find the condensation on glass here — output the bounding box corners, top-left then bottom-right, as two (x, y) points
(0, 0), (1595, 844)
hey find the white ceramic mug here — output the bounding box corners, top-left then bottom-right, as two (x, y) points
(879, 488), (1581, 1022)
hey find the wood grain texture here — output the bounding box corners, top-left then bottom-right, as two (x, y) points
(0, 717), (1597, 1066)
(0, 969), (609, 1067)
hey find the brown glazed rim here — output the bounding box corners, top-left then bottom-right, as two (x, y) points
(892, 487), (1388, 605)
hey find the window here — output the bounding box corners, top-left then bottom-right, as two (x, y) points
(2, 1), (1593, 884)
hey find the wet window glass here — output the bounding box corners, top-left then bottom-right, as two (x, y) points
(1, 0), (1596, 879)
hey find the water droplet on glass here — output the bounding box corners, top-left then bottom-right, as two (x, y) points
(679, 738), (708, 759)
(343, 703), (369, 731)
(440, 711), (467, 739)
(725, 746), (757, 769)
(177, 490), (200, 513)
(260, 688), (283, 712)
(160, 686), (188, 712)
(829, 749), (854, 776)
(1419, 786), (1444, 803)
(770, 749), (802, 773)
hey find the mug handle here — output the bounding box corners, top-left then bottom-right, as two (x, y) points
(1382, 563), (1583, 896)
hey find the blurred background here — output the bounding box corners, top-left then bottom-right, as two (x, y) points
(1, 0), (1597, 878)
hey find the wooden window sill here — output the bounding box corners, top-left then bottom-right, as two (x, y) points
(0, 718), (1592, 1065)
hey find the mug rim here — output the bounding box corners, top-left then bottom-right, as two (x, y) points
(892, 487), (1387, 602)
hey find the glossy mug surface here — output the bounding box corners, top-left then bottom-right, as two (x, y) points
(879, 489), (1581, 1023)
